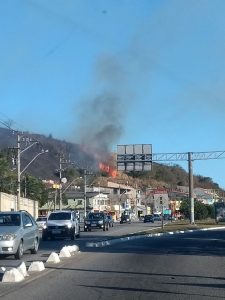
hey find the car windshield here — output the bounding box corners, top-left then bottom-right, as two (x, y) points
(36, 217), (47, 222)
(88, 213), (104, 220)
(48, 212), (71, 220)
(0, 214), (21, 226)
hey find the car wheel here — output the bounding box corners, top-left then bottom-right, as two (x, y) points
(31, 237), (39, 254)
(15, 240), (23, 259)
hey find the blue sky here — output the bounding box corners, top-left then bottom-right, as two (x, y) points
(1, 0), (225, 188)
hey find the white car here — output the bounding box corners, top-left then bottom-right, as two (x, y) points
(42, 211), (80, 240)
(36, 216), (47, 230)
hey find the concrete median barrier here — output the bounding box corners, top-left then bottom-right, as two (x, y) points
(59, 246), (71, 258)
(46, 252), (61, 264)
(28, 261), (45, 272)
(2, 268), (24, 283)
(67, 245), (79, 254)
(17, 261), (29, 277)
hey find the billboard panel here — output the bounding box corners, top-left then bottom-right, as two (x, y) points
(117, 144), (152, 172)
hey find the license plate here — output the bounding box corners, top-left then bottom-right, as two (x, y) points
(91, 224), (96, 227)
(52, 229), (61, 234)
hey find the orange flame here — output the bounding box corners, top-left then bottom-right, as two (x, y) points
(99, 162), (117, 178)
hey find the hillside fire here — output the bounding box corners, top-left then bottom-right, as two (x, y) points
(99, 162), (117, 178)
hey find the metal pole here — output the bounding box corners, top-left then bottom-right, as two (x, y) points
(188, 152), (195, 224)
(59, 155), (62, 210)
(84, 171), (87, 217)
(161, 197), (164, 231)
(54, 190), (57, 211)
(17, 134), (21, 210)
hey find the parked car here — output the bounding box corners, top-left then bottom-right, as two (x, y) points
(84, 212), (110, 232)
(0, 210), (39, 259)
(36, 216), (47, 230)
(42, 210), (80, 240)
(143, 215), (154, 223)
(106, 215), (114, 227)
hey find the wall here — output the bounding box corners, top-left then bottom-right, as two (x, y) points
(0, 192), (38, 218)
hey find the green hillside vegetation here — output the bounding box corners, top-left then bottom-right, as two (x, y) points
(0, 127), (224, 207)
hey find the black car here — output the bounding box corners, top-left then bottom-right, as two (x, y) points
(84, 212), (110, 232)
(143, 215), (154, 223)
(120, 213), (131, 224)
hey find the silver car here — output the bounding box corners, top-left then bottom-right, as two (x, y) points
(42, 210), (80, 240)
(0, 211), (39, 259)
(36, 216), (47, 230)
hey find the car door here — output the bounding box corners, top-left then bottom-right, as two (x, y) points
(22, 213), (36, 251)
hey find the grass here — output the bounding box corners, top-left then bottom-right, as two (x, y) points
(135, 219), (225, 235)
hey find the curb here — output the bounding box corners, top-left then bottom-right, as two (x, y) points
(86, 226), (225, 248)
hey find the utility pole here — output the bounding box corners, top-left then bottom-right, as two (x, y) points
(17, 134), (21, 210)
(84, 170), (87, 217)
(160, 196), (164, 231)
(59, 155), (62, 210)
(12, 133), (47, 211)
(188, 152), (195, 224)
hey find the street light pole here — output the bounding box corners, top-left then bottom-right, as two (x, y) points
(15, 133), (47, 211)
(59, 155), (62, 210)
(84, 170), (87, 217)
(17, 134), (21, 210)
(188, 152), (195, 224)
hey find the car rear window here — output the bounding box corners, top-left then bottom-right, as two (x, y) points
(48, 212), (71, 220)
(0, 214), (21, 226)
(88, 213), (104, 219)
(36, 217), (47, 222)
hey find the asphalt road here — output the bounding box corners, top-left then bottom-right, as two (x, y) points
(0, 220), (160, 268)
(0, 222), (225, 300)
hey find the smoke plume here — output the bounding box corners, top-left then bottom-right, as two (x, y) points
(75, 54), (128, 167)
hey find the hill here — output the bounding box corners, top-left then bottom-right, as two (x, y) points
(0, 127), (223, 193)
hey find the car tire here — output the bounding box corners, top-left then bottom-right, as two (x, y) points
(15, 240), (23, 260)
(31, 237), (39, 254)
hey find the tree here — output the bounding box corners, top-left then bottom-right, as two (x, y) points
(180, 199), (209, 220)
(21, 175), (49, 206)
(194, 200), (208, 220)
(180, 200), (190, 219)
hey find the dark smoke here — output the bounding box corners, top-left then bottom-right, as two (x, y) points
(74, 54), (127, 166)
